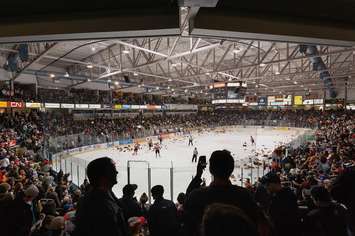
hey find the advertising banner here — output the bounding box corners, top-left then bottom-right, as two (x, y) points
(75, 104), (89, 109)
(26, 102), (42, 108)
(89, 104), (101, 109)
(245, 96), (257, 103)
(45, 103), (60, 108)
(0, 101), (7, 108)
(294, 96), (303, 105)
(61, 103), (75, 109)
(131, 105), (140, 109)
(147, 105), (156, 110)
(119, 138), (133, 145)
(134, 138), (146, 144)
(9, 101), (24, 108)
(258, 96), (267, 106)
(114, 104), (122, 110)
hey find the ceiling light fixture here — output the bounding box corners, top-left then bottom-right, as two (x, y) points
(86, 64), (93, 69)
(171, 88), (175, 91)
(64, 72), (69, 77)
(205, 72), (210, 75)
(293, 81), (298, 84)
(114, 81), (119, 85)
(107, 79), (112, 83)
(91, 47), (96, 52)
(168, 78), (172, 82)
(184, 89), (188, 93)
(98, 70), (121, 79)
(156, 86), (159, 90)
(167, 86), (170, 89)
(275, 71), (280, 75)
(133, 72), (138, 76)
(49, 73), (55, 78)
(87, 78), (91, 82)
(122, 49), (130, 54)
(233, 47), (242, 54)
(260, 63), (266, 67)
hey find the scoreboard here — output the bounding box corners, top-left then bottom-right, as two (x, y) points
(210, 81), (247, 100)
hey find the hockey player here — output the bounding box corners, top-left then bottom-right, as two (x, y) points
(133, 143), (140, 155)
(154, 143), (161, 158)
(250, 136), (255, 145)
(192, 147), (198, 162)
(188, 135), (193, 146)
(158, 134), (163, 145)
(148, 138), (153, 150)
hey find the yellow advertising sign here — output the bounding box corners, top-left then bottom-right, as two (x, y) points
(114, 104), (122, 110)
(0, 101), (8, 108)
(26, 102), (42, 108)
(294, 96), (303, 105)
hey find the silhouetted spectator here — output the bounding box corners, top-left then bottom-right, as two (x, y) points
(331, 167), (355, 235)
(148, 185), (179, 236)
(184, 150), (270, 236)
(263, 172), (300, 236)
(303, 186), (349, 236)
(117, 184), (142, 221)
(201, 203), (258, 236)
(73, 157), (128, 236)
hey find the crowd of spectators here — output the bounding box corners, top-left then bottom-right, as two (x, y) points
(0, 108), (353, 236)
(45, 109), (321, 148)
(1, 84), (203, 105)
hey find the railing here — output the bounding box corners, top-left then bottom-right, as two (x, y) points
(49, 119), (316, 202)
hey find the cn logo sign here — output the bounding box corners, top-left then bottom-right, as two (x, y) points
(9, 102), (24, 108)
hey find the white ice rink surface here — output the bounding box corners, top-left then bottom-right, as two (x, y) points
(67, 126), (306, 201)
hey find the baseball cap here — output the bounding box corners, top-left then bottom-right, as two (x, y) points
(122, 184), (138, 196)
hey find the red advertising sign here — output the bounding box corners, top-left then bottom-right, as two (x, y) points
(8, 101), (24, 108)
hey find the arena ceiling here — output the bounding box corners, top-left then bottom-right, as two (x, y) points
(0, 0), (355, 99)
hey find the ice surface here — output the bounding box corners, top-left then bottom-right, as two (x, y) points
(65, 126), (305, 202)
